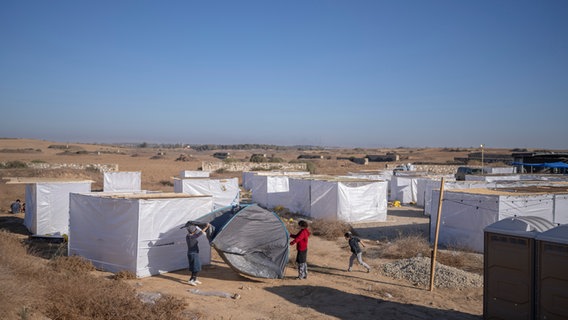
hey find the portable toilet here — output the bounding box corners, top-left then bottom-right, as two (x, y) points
(535, 224), (568, 320)
(484, 216), (555, 320)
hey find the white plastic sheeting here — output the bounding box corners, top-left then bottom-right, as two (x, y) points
(69, 193), (214, 278)
(103, 171), (141, 192)
(24, 181), (92, 235)
(250, 175), (291, 209)
(180, 171), (210, 178)
(465, 174), (521, 182)
(310, 179), (388, 222)
(389, 175), (420, 203)
(430, 189), (557, 252)
(554, 194), (568, 224)
(486, 167), (517, 174)
(243, 171), (309, 191)
(422, 180), (497, 215)
(174, 178), (239, 210)
(348, 171), (394, 198)
(287, 178), (312, 216)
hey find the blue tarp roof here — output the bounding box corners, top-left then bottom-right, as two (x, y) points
(512, 161), (568, 168)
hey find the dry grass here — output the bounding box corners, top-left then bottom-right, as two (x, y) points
(0, 230), (191, 320)
(48, 255), (96, 274)
(275, 206), (351, 241)
(370, 234), (483, 273)
(310, 219), (352, 241)
(372, 234), (431, 260)
(113, 270), (137, 280)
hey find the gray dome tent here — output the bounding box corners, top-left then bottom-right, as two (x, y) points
(183, 204), (289, 279)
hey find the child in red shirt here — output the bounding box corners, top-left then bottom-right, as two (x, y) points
(290, 220), (310, 279)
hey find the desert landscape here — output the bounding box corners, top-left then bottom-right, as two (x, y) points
(0, 138), (506, 319)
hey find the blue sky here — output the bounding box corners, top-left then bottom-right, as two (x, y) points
(1, 1), (567, 149)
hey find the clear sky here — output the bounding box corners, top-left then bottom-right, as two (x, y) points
(1, 1), (567, 149)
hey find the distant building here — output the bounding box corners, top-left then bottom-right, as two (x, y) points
(213, 152), (231, 160)
(366, 152), (399, 162)
(454, 152), (512, 164)
(298, 154), (324, 160)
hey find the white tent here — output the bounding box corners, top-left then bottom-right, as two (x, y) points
(485, 166), (517, 174)
(103, 171), (141, 192)
(4, 178), (93, 235)
(424, 180), (568, 216)
(69, 193), (214, 278)
(242, 171), (256, 191)
(310, 178), (388, 222)
(553, 194), (568, 224)
(465, 174), (521, 182)
(174, 178), (239, 209)
(180, 170), (210, 178)
(250, 175), (292, 209)
(429, 188), (568, 252)
(422, 180), (497, 215)
(348, 170), (394, 199)
(243, 171), (309, 192)
(389, 175), (421, 204)
(287, 177), (312, 215)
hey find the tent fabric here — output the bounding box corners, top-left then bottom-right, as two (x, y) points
(389, 176), (419, 203)
(250, 175), (291, 209)
(24, 181), (92, 235)
(310, 179), (388, 222)
(103, 171), (141, 192)
(174, 178), (239, 209)
(430, 189), (557, 252)
(512, 162), (568, 169)
(191, 204), (289, 279)
(68, 193), (214, 278)
(180, 170), (210, 178)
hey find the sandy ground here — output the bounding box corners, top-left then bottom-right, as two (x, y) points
(0, 209), (482, 320)
(123, 206), (482, 320)
(0, 139), (483, 319)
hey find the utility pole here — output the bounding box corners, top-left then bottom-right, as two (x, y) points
(480, 144), (484, 174)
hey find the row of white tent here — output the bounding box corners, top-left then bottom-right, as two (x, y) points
(429, 186), (568, 253)
(8, 171), (239, 236)
(6, 170), (239, 278)
(244, 171), (388, 223)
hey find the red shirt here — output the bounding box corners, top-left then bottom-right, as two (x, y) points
(290, 228), (310, 251)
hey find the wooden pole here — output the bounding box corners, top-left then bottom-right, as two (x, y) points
(429, 177), (445, 291)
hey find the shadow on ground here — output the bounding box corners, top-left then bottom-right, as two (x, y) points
(351, 207), (430, 241)
(266, 285), (481, 320)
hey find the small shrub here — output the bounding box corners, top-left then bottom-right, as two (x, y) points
(113, 270), (137, 280)
(438, 249), (483, 274)
(48, 255), (96, 274)
(273, 205), (287, 214)
(215, 168), (227, 174)
(85, 165), (100, 173)
(310, 219), (351, 241)
(160, 180), (173, 187)
(30, 159), (46, 163)
(0, 160), (28, 168)
(376, 234), (431, 260)
(250, 154), (267, 163)
(250, 166), (270, 171)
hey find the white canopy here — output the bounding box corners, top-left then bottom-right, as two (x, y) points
(429, 188), (562, 252)
(22, 181), (92, 235)
(103, 171), (141, 192)
(180, 170), (210, 178)
(251, 175), (291, 209)
(174, 178), (239, 209)
(310, 178), (388, 222)
(69, 193), (214, 278)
